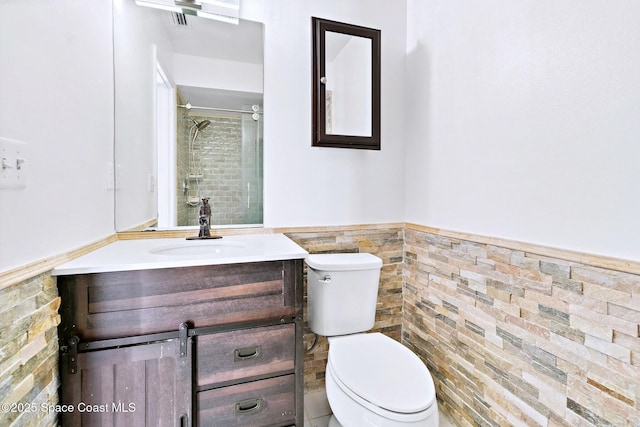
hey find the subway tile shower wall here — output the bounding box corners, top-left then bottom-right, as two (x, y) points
(177, 111), (263, 226)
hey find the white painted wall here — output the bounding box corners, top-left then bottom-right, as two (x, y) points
(404, 0), (640, 261)
(242, 0), (407, 227)
(4, 0), (637, 271)
(0, 0), (407, 273)
(113, 0), (173, 231)
(0, 0), (114, 272)
(115, 0), (407, 230)
(173, 54), (263, 94)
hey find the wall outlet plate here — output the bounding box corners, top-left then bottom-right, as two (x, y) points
(106, 162), (122, 190)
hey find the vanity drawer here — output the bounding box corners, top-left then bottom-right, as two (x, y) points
(197, 375), (296, 427)
(58, 260), (302, 341)
(197, 323), (295, 388)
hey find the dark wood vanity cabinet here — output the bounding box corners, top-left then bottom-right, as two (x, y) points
(57, 260), (304, 427)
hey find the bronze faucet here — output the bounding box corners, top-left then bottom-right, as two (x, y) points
(186, 197), (222, 240)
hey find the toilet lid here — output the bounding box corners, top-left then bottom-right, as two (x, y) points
(305, 253), (382, 271)
(328, 333), (435, 414)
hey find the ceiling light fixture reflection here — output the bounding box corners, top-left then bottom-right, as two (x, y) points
(134, 0), (240, 24)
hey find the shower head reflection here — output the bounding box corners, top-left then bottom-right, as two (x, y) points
(190, 119), (211, 142)
(196, 119), (211, 130)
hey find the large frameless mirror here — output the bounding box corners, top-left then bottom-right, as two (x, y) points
(312, 17), (381, 150)
(114, 0), (264, 231)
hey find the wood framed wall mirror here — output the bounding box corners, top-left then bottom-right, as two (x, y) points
(312, 17), (381, 150)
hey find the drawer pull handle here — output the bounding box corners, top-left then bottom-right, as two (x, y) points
(235, 398), (263, 415)
(234, 345), (262, 361)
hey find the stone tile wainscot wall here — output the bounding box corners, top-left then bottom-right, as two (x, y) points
(285, 225), (405, 392)
(403, 227), (640, 427)
(2, 224), (637, 426)
(0, 273), (60, 427)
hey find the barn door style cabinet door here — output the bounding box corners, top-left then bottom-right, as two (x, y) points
(57, 260), (304, 427)
(59, 335), (193, 426)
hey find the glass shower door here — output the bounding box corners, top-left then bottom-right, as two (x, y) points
(175, 99), (263, 227)
(241, 106), (263, 225)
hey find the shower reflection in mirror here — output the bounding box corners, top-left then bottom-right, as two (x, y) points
(173, 87), (263, 227)
(114, 0), (264, 231)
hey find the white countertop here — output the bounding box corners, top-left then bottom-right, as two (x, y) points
(51, 233), (308, 276)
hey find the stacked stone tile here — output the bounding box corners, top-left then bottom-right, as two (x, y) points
(3, 224), (637, 426)
(403, 228), (640, 426)
(285, 226), (405, 392)
(0, 273), (59, 427)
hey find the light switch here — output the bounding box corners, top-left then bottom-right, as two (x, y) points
(0, 137), (27, 189)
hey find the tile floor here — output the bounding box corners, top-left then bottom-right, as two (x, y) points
(304, 389), (455, 427)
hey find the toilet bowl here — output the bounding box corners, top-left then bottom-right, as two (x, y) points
(326, 333), (438, 427)
(305, 253), (439, 427)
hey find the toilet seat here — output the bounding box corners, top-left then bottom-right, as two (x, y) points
(328, 333), (435, 420)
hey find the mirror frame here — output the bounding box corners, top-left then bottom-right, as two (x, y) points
(312, 17), (381, 150)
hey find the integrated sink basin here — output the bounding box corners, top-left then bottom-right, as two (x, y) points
(51, 233), (309, 275)
(149, 240), (249, 257)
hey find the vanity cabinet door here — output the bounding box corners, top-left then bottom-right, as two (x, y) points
(197, 375), (296, 427)
(59, 337), (193, 427)
(56, 258), (305, 426)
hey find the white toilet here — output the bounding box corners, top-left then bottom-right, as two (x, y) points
(306, 253), (439, 427)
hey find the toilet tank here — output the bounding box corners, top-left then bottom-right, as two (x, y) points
(305, 253), (382, 336)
